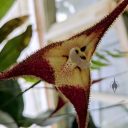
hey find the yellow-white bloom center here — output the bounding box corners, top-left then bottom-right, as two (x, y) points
(68, 47), (90, 70)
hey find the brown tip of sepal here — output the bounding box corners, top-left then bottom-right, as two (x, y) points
(86, 0), (128, 35)
(73, 0), (128, 39)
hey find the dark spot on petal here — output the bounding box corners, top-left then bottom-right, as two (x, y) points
(75, 66), (81, 71)
(63, 55), (68, 59)
(80, 46), (86, 52)
(80, 56), (86, 60)
(75, 49), (79, 54)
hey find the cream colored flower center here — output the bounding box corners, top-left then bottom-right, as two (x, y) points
(68, 47), (90, 70)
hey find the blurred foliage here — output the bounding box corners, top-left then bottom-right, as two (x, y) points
(0, 0), (15, 19)
(23, 76), (40, 83)
(0, 15), (28, 43)
(123, 12), (128, 34)
(0, 80), (24, 126)
(0, 14), (33, 127)
(91, 49), (127, 70)
(0, 110), (18, 128)
(0, 25), (32, 71)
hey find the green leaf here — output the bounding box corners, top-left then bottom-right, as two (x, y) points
(17, 110), (74, 127)
(95, 52), (109, 62)
(0, 0), (15, 19)
(33, 113), (75, 126)
(0, 80), (24, 124)
(0, 110), (18, 128)
(0, 15), (29, 43)
(16, 116), (33, 127)
(115, 49), (128, 56)
(23, 76), (40, 83)
(91, 60), (110, 67)
(105, 50), (123, 58)
(91, 65), (100, 70)
(0, 25), (32, 71)
(18, 110), (54, 127)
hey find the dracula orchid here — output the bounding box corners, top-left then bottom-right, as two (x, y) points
(0, 0), (128, 128)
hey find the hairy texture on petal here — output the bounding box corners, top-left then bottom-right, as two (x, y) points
(58, 86), (90, 128)
(85, 0), (128, 36)
(68, 0), (128, 60)
(0, 48), (55, 84)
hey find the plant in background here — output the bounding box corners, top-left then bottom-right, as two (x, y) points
(0, 1), (75, 128)
(0, 0), (128, 128)
(0, 15), (32, 127)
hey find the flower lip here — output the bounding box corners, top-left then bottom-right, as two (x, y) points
(68, 47), (89, 70)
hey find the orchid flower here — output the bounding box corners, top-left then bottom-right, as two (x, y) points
(0, 0), (128, 128)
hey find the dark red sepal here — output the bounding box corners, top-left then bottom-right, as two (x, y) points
(58, 86), (90, 128)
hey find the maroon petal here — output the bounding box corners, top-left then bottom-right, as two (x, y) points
(58, 86), (90, 128)
(0, 49), (55, 84)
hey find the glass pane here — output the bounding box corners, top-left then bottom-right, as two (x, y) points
(55, 0), (99, 22)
